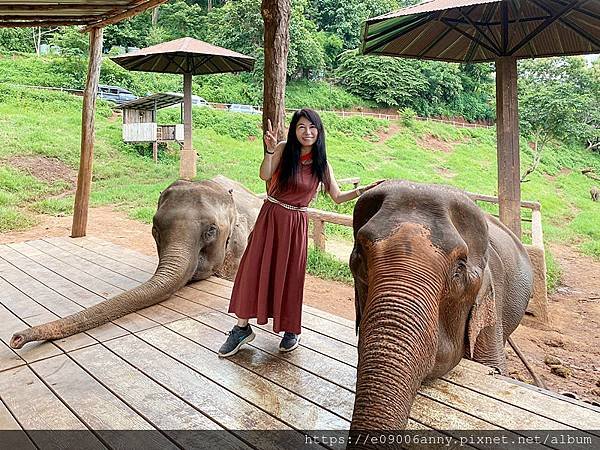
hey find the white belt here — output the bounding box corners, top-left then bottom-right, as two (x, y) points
(266, 195), (307, 212)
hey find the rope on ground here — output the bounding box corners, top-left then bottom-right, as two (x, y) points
(508, 336), (548, 390)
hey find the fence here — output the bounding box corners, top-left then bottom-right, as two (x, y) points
(11, 84), (493, 129)
(10, 84), (84, 96)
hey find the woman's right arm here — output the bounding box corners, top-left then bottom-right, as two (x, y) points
(259, 141), (285, 181)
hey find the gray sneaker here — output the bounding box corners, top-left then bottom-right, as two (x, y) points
(279, 332), (300, 352)
(218, 325), (255, 357)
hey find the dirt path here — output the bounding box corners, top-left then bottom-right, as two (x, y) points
(1, 207), (598, 405)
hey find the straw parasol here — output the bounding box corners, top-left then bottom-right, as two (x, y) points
(112, 37), (255, 179)
(361, 0), (599, 237)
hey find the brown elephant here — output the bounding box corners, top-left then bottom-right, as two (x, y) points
(349, 180), (533, 432)
(10, 175), (261, 349)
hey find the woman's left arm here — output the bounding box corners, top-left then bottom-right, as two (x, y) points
(325, 164), (385, 204)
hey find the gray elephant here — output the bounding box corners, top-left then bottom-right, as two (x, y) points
(349, 180), (533, 432)
(10, 175), (262, 349)
(591, 186), (599, 202)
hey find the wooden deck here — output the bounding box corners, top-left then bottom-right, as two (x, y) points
(0, 237), (598, 449)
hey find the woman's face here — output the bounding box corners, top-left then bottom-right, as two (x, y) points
(295, 116), (318, 148)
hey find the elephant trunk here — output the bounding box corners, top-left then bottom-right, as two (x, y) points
(351, 278), (440, 433)
(10, 242), (198, 349)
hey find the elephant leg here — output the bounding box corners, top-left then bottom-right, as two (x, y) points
(472, 323), (506, 374)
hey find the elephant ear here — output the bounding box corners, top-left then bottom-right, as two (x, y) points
(467, 265), (497, 358)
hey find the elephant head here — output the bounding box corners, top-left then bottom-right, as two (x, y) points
(10, 176), (261, 349)
(349, 180), (532, 431)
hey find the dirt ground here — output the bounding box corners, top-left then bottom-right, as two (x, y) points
(1, 206), (598, 406)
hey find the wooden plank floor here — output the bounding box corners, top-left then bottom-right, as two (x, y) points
(1, 237), (598, 449)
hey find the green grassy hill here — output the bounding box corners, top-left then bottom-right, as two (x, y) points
(1, 85), (598, 290)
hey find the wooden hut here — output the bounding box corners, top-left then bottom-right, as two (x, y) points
(120, 93), (185, 161)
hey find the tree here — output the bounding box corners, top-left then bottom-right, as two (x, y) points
(308, 0), (408, 49)
(206, 0), (263, 57)
(50, 27), (89, 56)
(104, 14), (151, 49)
(518, 57), (600, 180)
(287, 0), (325, 79)
(155, 0), (207, 41)
(336, 50), (427, 108)
(0, 28), (33, 53)
(206, 0), (325, 79)
(32, 27), (59, 55)
(261, 0), (291, 145)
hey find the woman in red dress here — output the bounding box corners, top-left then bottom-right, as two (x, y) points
(219, 109), (381, 357)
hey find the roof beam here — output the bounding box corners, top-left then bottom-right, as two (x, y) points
(0, 4), (118, 11)
(441, 18), (500, 56)
(0, 15), (92, 20)
(558, 15), (600, 48)
(548, 0), (600, 21)
(0, 19), (91, 27)
(501, 1), (509, 53)
(458, 6), (502, 54)
(508, 0), (579, 55)
(443, 15), (550, 27)
(165, 54), (188, 73)
(362, 11), (438, 54)
(82, 0), (166, 31)
(191, 56), (211, 73)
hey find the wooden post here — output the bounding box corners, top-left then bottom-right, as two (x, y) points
(179, 72), (196, 179)
(71, 27), (103, 238)
(152, 141), (158, 163)
(495, 56), (522, 238)
(526, 207), (549, 322)
(313, 219), (325, 251)
(261, 0), (291, 144)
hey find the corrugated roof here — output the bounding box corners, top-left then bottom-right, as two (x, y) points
(119, 92), (183, 110)
(111, 37), (255, 75)
(361, 0), (600, 63)
(0, 1), (166, 29)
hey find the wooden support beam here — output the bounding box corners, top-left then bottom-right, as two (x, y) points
(71, 28), (103, 238)
(82, 0), (166, 32)
(0, 4), (118, 11)
(261, 0), (291, 144)
(0, 20), (93, 27)
(495, 56), (522, 238)
(179, 72), (196, 180)
(312, 220), (325, 251)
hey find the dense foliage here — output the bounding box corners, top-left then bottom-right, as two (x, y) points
(0, 0), (598, 143)
(0, 0), (493, 121)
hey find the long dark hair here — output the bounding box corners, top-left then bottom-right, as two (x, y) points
(276, 108), (330, 191)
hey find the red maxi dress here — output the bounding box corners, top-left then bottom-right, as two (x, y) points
(228, 152), (320, 334)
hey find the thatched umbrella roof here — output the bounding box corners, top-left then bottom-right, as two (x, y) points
(111, 37), (255, 179)
(361, 0), (599, 62)
(359, 0), (599, 239)
(111, 37), (255, 75)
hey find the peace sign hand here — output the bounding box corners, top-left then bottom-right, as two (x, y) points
(264, 119), (280, 154)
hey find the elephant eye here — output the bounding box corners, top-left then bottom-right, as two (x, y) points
(204, 224), (218, 240)
(453, 260), (467, 279)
